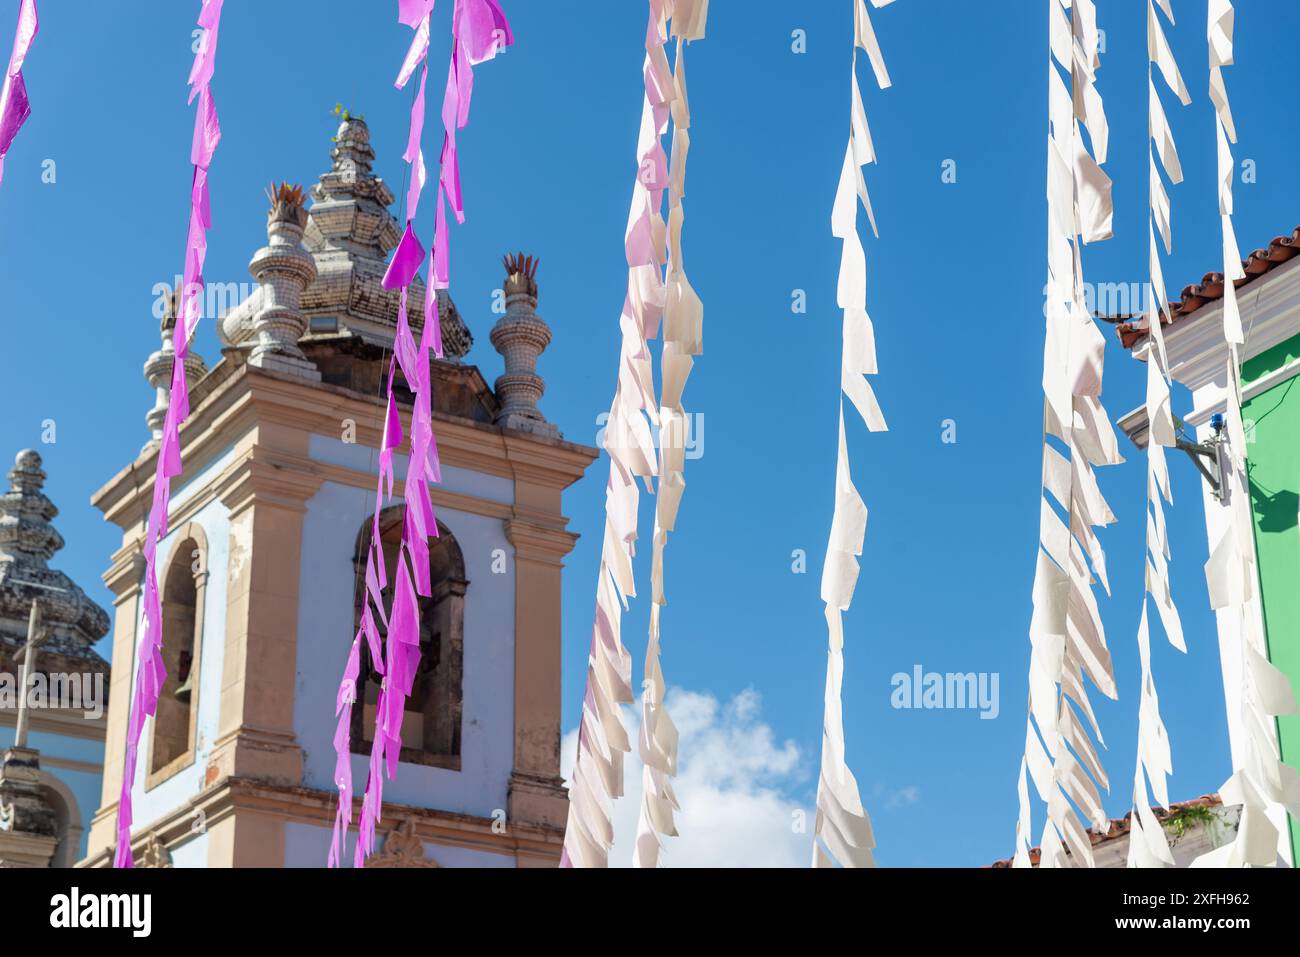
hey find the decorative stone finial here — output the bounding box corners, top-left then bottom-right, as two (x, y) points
(310, 113), (391, 212)
(0, 450), (110, 655)
(143, 284), (207, 444)
(1, 450), (61, 563)
(245, 182), (320, 380)
(489, 253), (556, 437)
(11, 449), (43, 489)
(329, 113), (374, 178)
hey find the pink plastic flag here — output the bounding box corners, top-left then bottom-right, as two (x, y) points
(382, 222), (427, 289)
(185, 0), (222, 101)
(439, 131), (463, 224)
(424, 256), (445, 356)
(325, 635), (360, 868)
(329, 0), (511, 868)
(114, 0), (224, 869)
(0, 0), (38, 187)
(393, 295), (421, 385)
(456, 0), (512, 64)
(189, 88), (221, 168)
(398, 0), (435, 29)
(5, 0), (34, 73)
(332, 0), (514, 868)
(432, 186), (450, 288)
(403, 66), (429, 220)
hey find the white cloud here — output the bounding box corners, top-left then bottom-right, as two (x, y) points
(877, 783), (920, 809)
(561, 687), (812, 867)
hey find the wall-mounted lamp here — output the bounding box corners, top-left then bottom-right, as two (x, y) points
(1117, 407), (1231, 503)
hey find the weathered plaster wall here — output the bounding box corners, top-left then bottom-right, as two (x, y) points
(122, 487), (230, 837)
(294, 439), (516, 821)
(167, 830), (209, 867)
(307, 433), (515, 505)
(281, 820), (514, 868)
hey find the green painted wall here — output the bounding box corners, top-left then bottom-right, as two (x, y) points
(1241, 332), (1300, 860)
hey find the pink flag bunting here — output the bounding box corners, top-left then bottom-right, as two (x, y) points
(0, 0), (38, 188)
(114, 0), (225, 869)
(328, 0), (513, 868)
(383, 222), (427, 289)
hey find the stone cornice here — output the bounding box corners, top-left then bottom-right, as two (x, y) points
(78, 774), (560, 868)
(1182, 357), (1300, 428)
(95, 363), (599, 535)
(505, 518), (581, 565)
(312, 460), (514, 521)
(217, 448), (324, 518)
(500, 430), (599, 490)
(0, 706), (107, 743)
(91, 359), (263, 532)
(0, 829), (59, 866)
(102, 549), (147, 600)
(1161, 256), (1300, 397)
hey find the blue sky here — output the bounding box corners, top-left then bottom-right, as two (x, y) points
(1, 1), (1298, 867)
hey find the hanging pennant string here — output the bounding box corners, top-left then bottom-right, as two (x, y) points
(1013, 0), (1120, 869)
(0, 0), (36, 187)
(1126, 0), (1190, 869)
(0, 0), (36, 189)
(328, 0), (512, 869)
(1192, 0), (1300, 868)
(809, 0), (894, 870)
(561, 0), (677, 869)
(114, 0), (224, 869)
(328, 0), (432, 872)
(633, 1), (708, 869)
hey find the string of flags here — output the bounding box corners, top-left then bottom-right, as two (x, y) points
(1125, 0), (1190, 869)
(115, 0), (226, 869)
(634, 0), (708, 870)
(810, 0), (896, 869)
(1014, 0), (1122, 870)
(561, 0), (709, 869)
(329, 0), (513, 868)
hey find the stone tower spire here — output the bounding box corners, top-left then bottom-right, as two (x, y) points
(142, 285), (207, 444)
(216, 115), (473, 358)
(0, 451), (62, 572)
(307, 115), (399, 263)
(317, 115), (381, 196)
(0, 450), (109, 655)
(246, 183), (320, 380)
(490, 253), (556, 437)
(0, 450), (109, 868)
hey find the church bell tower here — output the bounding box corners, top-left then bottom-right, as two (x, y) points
(84, 117), (596, 868)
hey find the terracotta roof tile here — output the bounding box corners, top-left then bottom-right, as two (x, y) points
(1112, 227), (1300, 349)
(986, 794), (1222, 868)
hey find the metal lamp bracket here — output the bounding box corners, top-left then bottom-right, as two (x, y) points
(1176, 413), (1230, 503)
